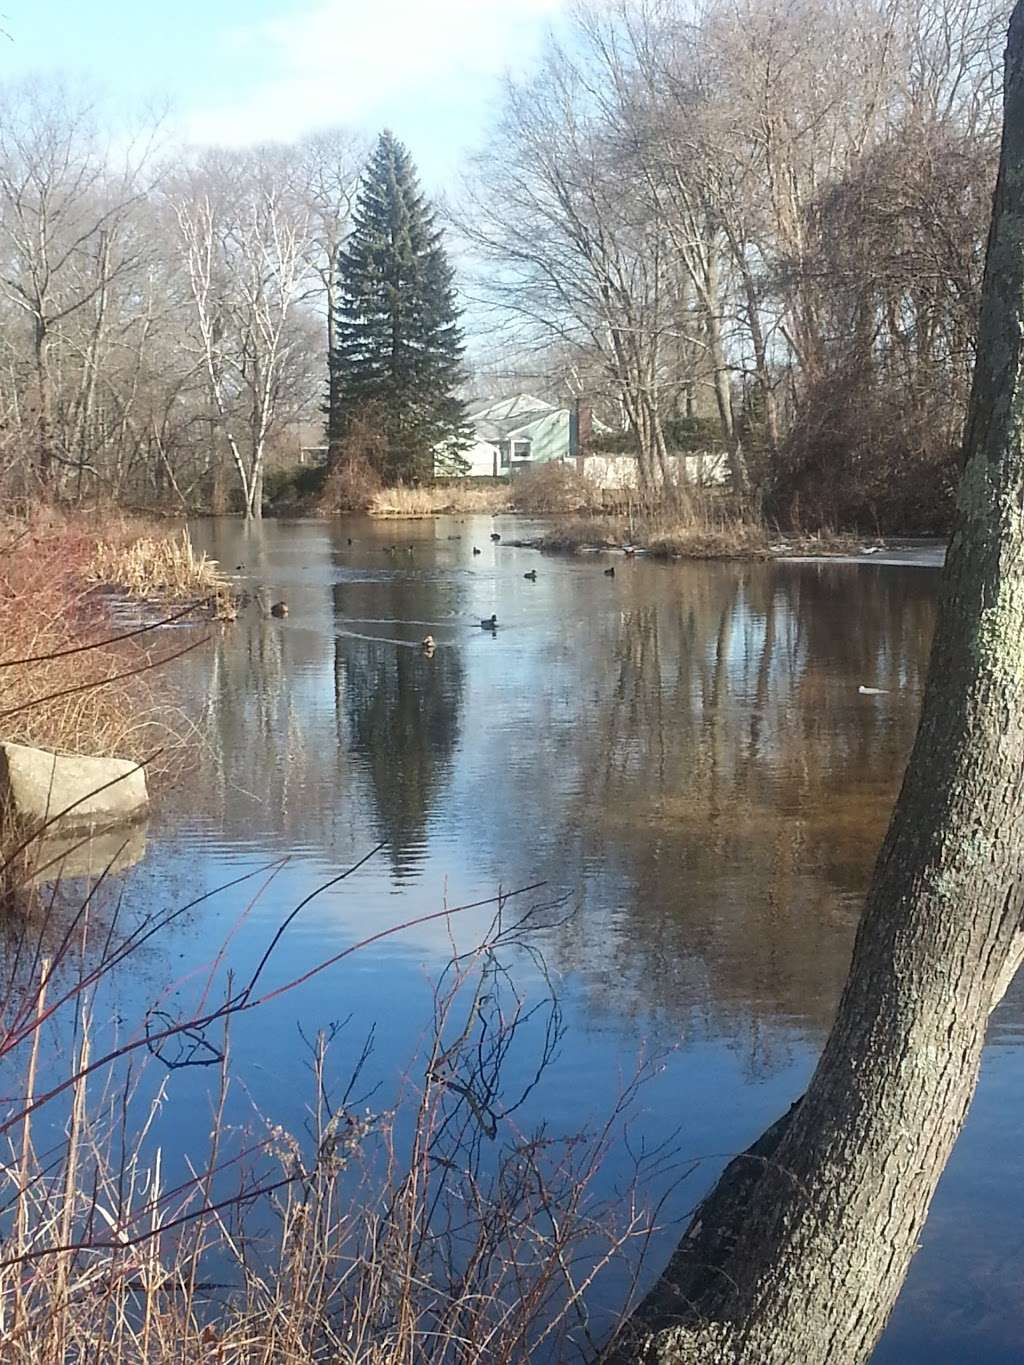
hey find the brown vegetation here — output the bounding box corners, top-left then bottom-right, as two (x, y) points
(0, 512), (221, 761)
(533, 497), (858, 560)
(509, 461), (601, 515)
(368, 483), (511, 517)
(536, 517), (627, 551)
(0, 870), (652, 1365)
(85, 527), (236, 618)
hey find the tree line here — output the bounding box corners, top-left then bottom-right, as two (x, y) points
(0, 85), (467, 519)
(462, 0), (1006, 529)
(0, 0), (1008, 530)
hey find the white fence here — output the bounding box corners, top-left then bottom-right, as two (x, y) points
(577, 451), (730, 490)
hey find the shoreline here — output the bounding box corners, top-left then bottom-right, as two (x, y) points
(500, 527), (946, 565)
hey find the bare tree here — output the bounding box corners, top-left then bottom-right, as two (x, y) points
(0, 78), (153, 487)
(294, 127), (368, 366)
(457, 45), (687, 496)
(171, 150), (315, 519)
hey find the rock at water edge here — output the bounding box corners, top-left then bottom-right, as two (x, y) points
(0, 742), (148, 833)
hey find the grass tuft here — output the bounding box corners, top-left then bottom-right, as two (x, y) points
(368, 484), (511, 517)
(0, 511), (207, 763)
(85, 528), (237, 619)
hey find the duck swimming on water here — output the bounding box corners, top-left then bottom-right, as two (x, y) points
(480, 614), (498, 630)
(490, 532), (501, 542)
(270, 601), (289, 617)
(473, 546), (482, 555)
(604, 566), (615, 577)
(523, 570), (537, 581)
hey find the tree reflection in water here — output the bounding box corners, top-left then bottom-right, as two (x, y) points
(336, 633), (463, 878)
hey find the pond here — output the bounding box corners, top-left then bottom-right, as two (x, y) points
(24, 515), (1024, 1361)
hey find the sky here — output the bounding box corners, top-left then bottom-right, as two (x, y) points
(0, 0), (566, 188)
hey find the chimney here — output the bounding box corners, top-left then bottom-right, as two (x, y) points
(569, 398), (594, 472)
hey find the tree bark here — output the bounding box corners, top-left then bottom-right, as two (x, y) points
(609, 7), (1024, 1362)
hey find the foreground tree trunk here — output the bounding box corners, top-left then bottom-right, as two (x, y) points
(609, 9), (1024, 1362)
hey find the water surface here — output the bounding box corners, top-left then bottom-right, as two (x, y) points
(29, 516), (1024, 1361)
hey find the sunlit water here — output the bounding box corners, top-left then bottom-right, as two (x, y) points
(19, 515), (1024, 1361)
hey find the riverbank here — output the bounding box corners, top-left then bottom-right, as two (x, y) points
(0, 510), (235, 763)
(266, 462), (889, 558)
(507, 511), (864, 561)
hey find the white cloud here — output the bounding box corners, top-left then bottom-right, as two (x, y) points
(183, 0), (564, 158)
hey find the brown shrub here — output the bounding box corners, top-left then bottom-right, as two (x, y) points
(0, 511), (202, 762)
(318, 417), (386, 512)
(510, 460), (601, 514)
(0, 897), (650, 1365)
(537, 517), (627, 551)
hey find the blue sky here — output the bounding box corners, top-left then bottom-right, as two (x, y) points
(2, 0), (565, 187)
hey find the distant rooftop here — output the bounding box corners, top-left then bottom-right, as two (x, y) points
(468, 394), (555, 420)
(468, 394), (561, 441)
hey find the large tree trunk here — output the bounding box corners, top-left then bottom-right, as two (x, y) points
(610, 9), (1024, 1363)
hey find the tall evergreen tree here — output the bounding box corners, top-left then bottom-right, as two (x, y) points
(328, 131), (469, 481)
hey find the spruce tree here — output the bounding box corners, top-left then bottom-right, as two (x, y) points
(329, 131), (469, 482)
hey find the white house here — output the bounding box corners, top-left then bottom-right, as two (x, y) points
(451, 394), (609, 478)
(445, 393), (729, 488)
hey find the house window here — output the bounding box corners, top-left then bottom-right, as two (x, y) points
(512, 439), (532, 461)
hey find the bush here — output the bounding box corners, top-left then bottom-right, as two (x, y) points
(0, 510), (198, 761)
(263, 463), (328, 510)
(769, 373), (960, 534)
(317, 452), (382, 512)
(510, 461), (601, 514)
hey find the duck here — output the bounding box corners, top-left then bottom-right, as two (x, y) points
(270, 600), (289, 618)
(523, 569), (537, 581)
(604, 566), (616, 577)
(472, 546), (482, 555)
(480, 614), (498, 630)
(490, 532), (501, 542)
(623, 545), (637, 557)
(421, 634), (436, 651)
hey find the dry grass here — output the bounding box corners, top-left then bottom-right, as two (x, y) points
(536, 517), (628, 551)
(510, 462), (602, 515)
(0, 511), (207, 763)
(369, 484), (511, 518)
(85, 528), (236, 619)
(643, 513), (772, 559)
(0, 885), (653, 1365)
(534, 496), (860, 561)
